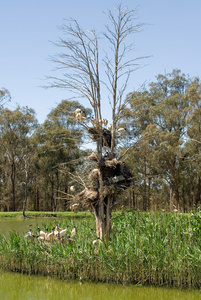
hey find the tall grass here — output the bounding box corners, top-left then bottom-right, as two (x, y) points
(0, 211), (200, 288)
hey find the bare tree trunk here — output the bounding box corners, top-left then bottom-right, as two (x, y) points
(11, 162), (16, 211)
(50, 177), (55, 211)
(195, 176), (201, 208)
(35, 186), (40, 211)
(23, 170), (28, 217)
(105, 194), (112, 238)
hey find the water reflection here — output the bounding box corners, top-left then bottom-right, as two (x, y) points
(0, 270), (200, 300)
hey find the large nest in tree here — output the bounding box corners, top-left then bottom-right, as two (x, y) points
(74, 186), (109, 208)
(88, 168), (100, 189)
(88, 126), (111, 148)
(74, 188), (98, 207)
(99, 158), (133, 189)
(87, 152), (98, 162)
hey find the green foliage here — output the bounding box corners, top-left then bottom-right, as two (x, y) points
(0, 100), (90, 212)
(0, 107), (38, 211)
(122, 70), (201, 211)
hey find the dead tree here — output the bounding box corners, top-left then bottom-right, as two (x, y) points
(49, 5), (145, 239)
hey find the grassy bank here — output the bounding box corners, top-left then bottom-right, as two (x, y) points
(0, 211), (92, 218)
(0, 211), (200, 288)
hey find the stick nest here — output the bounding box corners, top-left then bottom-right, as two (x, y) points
(88, 126), (111, 148)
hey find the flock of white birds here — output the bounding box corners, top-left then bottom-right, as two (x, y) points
(26, 225), (76, 243)
(73, 108), (126, 134)
(26, 224), (102, 250)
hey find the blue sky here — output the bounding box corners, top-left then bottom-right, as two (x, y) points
(1, 0), (201, 124)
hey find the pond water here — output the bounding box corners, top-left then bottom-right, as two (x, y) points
(0, 218), (200, 300)
(0, 269), (200, 300)
(0, 217), (55, 236)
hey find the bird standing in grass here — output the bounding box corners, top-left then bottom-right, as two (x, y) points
(59, 226), (69, 237)
(46, 227), (55, 241)
(54, 225), (62, 236)
(25, 228), (34, 240)
(92, 237), (102, 247)
(37, 227), (46, 238)
(71, 226), (76, 237)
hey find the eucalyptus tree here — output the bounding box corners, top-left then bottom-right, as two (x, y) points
(33, 100), (89, 211)
(48, 5), (145, 238)
(0, 106), (37, 211)
(126, 70), (193, 210)
(185, 77), (201, 208)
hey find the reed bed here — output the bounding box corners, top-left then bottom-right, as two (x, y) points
(0, 211), (200, 288)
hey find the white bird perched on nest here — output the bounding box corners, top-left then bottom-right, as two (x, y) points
(74, 108), (82, 114)
(103, 119), (108, 126)
(70, 186), (75, 192)
(108, 124), (112, 131)
(75, 112), (82, 121)
(117, 127), (126, 133)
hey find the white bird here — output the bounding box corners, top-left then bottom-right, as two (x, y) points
(25, 228), (34, 239)
(45, 227), (55, 241)
(27, 229), (33, 237)
(70, 203), (79, 212)
(37, 228), (46, 238)
(108, 124), (112, 131)
(59, 226), (69, 237)
(93, 237), (102, 249)
(103, 119), (108, 126)
(53, 225), (62, 236)
(75, 112), (82, 120)
(46, 231), (53, 241)
(70, 186), (75, 192)
(117, 127), (125, 133)
(74, 108), (82, 114)
(71, 226), (76, 237)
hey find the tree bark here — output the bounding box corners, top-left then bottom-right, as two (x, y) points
(22, 171), (28, 217)
(11, 162), (16, 211)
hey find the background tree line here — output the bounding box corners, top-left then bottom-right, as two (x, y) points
(0, 69), (201, 212)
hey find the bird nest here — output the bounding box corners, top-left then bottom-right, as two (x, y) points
(73, 157), (132, 209)
(86, 158), (132, 192)
(73, 185), (110, 208)
(87, 152), (98, 162)
(74, 188), (98, 208)
(88, 169), (100, 189)
(88, 126), (111, 148)
(99, 158), (131, 178)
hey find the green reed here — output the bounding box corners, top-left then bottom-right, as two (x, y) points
(0, 211), (200, 288)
